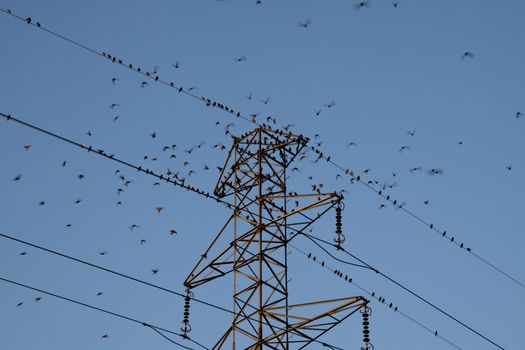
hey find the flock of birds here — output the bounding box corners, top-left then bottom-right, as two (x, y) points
(3, 1), (523, 346)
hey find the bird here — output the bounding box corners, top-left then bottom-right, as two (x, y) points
(78, 174), (85, 180)
(427, 168), (444, 176)
(406, 129), (416, 136)
(96, 292), (103, 296)
(298, 18), (312, 28)
(346, 142), (358, 147)
(23, 144), (31, 150)
(25, 17), (31, 24)
(458, 140), (464, 145)
(517, 112), (523, 120)
(35, 297), (42, 302)
(398, 145), (410, 153)
(169, 229), (177, 235)
(38, 201), (46, 206)
(506, 164), (512, 171)
(423, 200), (430, 205)
(409, 166), (422, 173)
(256, 0), (262, 5)
(324, 101), (336, 108)
(111, 77), (119, 85)
(261, 97), (271, 104)
(86, 130), (92, 137)
(461, 51), (475, 60)
(315, 109), (322, 117)
(98, 250), (109, 256)
(129, 224), (140, 231)
(62, 160), (67, 167)
(233, 55), (247, 63)
(141, 81), (149, 88)
(151, 269), (159, 275)
(156, 207), (164, 213)
(140, 239), (146, 245)
(109, 103), (119, 109)
(16, 302), (23, 307)
(13, 174), (22, 181)
(100, 334), (109, 340)
(171, 61), (180, 69)
(19, 251), (27, 256)
(150, 132), (157, 138)
(354, 1), (370, 10)
(393, 0), (399, 7)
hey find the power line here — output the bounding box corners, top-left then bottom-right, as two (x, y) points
(0, 108), (506, 348)
(0, 8), (252, 125)
(0, 275), (208, 350)
(300, 232), (506, 350)
(2, 7), (520, 291)
(0, 231), (344, 350)
(288, 242), (463, 350)
(0, 112), (231, 208)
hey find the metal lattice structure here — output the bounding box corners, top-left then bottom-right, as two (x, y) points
(184, 126), (367, 349)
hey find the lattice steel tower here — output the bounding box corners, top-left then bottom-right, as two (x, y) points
(184, 126), (368, 349)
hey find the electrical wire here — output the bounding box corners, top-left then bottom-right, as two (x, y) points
(300, 232), (506, 350)
(0, 231), (344, 350)
(0, 275), (208, 350)
(288, 242), (463, 350)
(0, 109), (506, 348)
(1, 8), (522, 290)
(0, 112), (231, 208)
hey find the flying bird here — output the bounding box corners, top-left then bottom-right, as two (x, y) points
(298, 18), (312, 28)
(461, 51), (475, 60)
(354, 1), (370, 10)
(233, 55), (247, 63)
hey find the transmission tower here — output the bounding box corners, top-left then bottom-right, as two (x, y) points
(184, 126), (369, 349)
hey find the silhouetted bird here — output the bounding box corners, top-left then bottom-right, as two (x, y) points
(354, 1), (370, 10)
(298, 19), (312, 28)
(233, 55), (247, 62)
(462, 51), (475, 60)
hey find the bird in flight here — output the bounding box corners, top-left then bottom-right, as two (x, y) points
(298, 18), (312, 28)
(354, 1), (370, 10)
(517, 112), (522, 119)
(461, 51), (475, 60)
(324, 101), (336, 108)
(151, 269), (159, 275)
(233, 55), (247, 63)
(427, 168), (444, 176)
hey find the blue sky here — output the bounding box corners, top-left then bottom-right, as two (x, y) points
(1, 0), (524, 349)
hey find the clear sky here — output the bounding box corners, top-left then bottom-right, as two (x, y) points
(1, 0), (524, 349)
